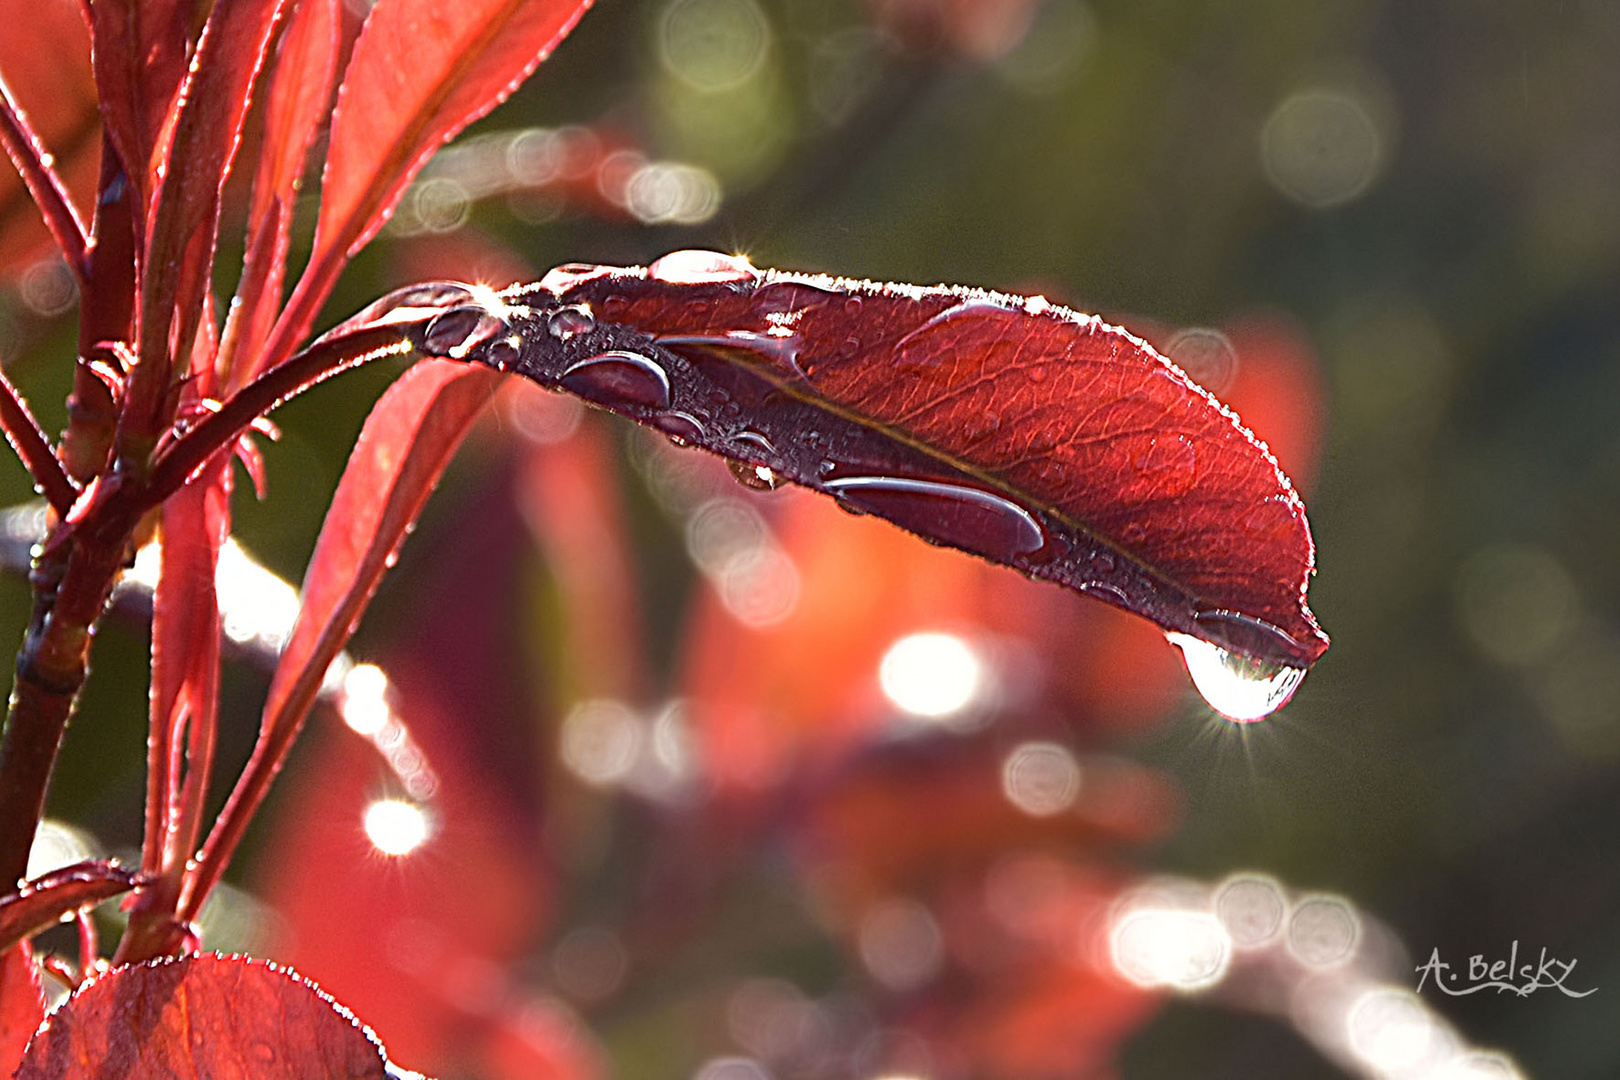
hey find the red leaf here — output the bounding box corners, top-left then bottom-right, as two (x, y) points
(283, 0), (594, 349)
(222, 0), (342, 389)
(0, 861), (137, 956)
(15, 953), (390, 1079)
(129, 0), (289, 431)
(419, 253), (1328, 672)
(185, 359), (503, 917)
(1, 942), (44, 1079)
(89, 0), (196, 218)
(146, 457), (231, 877)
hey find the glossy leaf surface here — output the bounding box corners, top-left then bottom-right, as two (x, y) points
(416, 254), (1327, 669)
(16, 953), (389, 1078)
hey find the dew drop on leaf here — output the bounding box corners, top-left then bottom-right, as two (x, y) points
(559, 351), (673, 411)
(484, 338), (520, 368)
(647, 249), (759, 285)
(1167, 632), (1306, 721)
(421, 305), (504, 358)
(654, 411), (707, 445)
(824, 476), (1046, 561)
(547, 305), (596, 340)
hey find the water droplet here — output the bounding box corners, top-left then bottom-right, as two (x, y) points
(648, 249), (759, 285)
(548, 305), (596, 340)
(602, 294), (629, 318)
(839, 336), (860, 357)
(387, 281), (476, 309)
(657, 331), (805, 379)
(722, 401), (742, 418)
(485, 338), (520, 369)
(824, 476), (1046, 561)
(962, 413), (1002, 442)
(1027, 365), (1048, 383)
(1166, 633), (1306, 722)
(421, 305), (504, 358)
(843, 296), (863, 316)
(733, 430), (775, 457)
(559, 351), (672, 411)
(539, 262), (611, 293)
(654, 411), (706, 445)
(1035, 461), (1069, 486)
(729, 460), (782, 491)
(1028, 430), (1058, 454)
(1125, 435), (1198, 500)
(752, 279), (837, 314)
(250, 1041), (276, 1063)
(816, 459), (835, 477)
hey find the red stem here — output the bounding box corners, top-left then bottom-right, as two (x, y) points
(0, 369), (77, 515)
(145, 324), (419, 507)
(0, 73), (89, 281)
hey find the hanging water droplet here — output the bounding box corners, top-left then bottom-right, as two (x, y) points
(1166, 633), (1306, 722)
(824, 476), (1046, 562)
(484, 338), (520, 369)
(729, 459), (782, 491)
(421, 305), (504, 358)
(548, 305), (596, 340)
(653, 411), (706, 445)
(648, 249), (759, 285)
(559, 351), (672, 411)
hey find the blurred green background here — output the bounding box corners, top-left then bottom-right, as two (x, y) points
(4, 0), (1619, 1076)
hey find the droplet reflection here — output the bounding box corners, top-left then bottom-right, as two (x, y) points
(1167, 632), (1306, 721)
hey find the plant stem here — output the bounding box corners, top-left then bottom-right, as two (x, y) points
(0, 73), (89, 281)
(145, 325), (417, 506)
(0, 511), (134, 888)
(0, 370), (77, 515)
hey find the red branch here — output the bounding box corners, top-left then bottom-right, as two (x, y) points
(0, 369), (78, 515)
(0, 73), (90, 280)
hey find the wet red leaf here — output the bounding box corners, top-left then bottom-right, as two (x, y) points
(426, 253), (1327, 670)
(0, 861), (137, 956)
(288, 0), (595, 348)
(0, 942), (44, 1079)
(15, 953), (391, 1079)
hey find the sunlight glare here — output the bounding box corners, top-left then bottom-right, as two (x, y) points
(363, 799), (430, 856)
(879, 632), (983, 719)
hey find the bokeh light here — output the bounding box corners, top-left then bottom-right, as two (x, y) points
(363, 799), (431, 857)
(878, 631), (985, 720)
